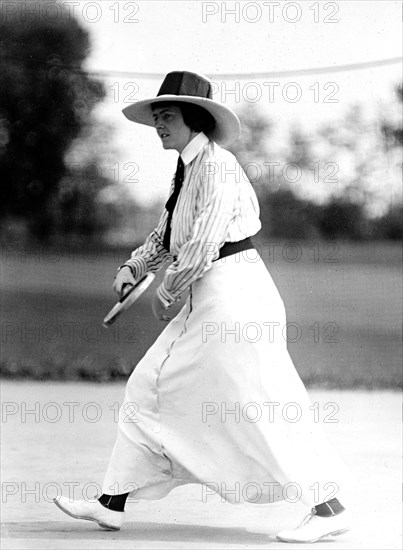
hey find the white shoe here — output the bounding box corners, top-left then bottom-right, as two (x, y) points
(53, 495), (125, 530)
(276, 509), (350, 543)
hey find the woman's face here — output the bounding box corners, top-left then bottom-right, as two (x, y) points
(152, 104), (197, 153)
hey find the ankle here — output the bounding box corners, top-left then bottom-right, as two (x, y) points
(314, 498), (345, 517)
(98, 493), (129, 512)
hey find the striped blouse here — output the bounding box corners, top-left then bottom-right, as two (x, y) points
(123, 132), (262, 307)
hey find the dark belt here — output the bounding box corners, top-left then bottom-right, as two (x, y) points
(172, 237), (255, 262)
(214, 237), (255, 261)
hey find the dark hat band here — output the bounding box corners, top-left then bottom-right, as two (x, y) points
(157, 71), (213, 99)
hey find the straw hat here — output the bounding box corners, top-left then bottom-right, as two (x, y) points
(122, 71), (241, 146)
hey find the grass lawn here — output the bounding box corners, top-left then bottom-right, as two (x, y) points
(1, 240), (401, 388)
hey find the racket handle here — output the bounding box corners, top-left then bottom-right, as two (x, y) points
(121, 282), (134, 296)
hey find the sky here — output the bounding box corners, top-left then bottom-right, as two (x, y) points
(69, 0), (401, 207)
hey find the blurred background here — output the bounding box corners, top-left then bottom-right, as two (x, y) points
(0, 0), (401, 388)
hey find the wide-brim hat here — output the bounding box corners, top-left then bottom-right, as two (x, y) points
(122, 71), (241, 147)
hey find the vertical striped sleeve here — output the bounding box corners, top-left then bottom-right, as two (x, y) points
(123, 208), (172, 280)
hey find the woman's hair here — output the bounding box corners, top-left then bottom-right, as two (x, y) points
(151, 101), (216, 135)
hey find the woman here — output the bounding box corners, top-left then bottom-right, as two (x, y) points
(54, 71), (350, 543)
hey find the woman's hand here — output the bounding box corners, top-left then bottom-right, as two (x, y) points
(152, 292), (171, 322)
(113, 266), (136, 297)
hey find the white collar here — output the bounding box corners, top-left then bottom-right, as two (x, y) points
(180, 132), (209, 166)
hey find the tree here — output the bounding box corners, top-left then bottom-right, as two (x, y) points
(380, 84), (403, 150)
(53, 119), (119, 238)
(228, 103), (274, 167)
(0, 0), (107, 238)
(230, 105), (322, 239)
(373, 84), (403, 240)
(230, 95), (402, 241)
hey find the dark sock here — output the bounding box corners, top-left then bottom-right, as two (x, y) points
(98, 492), (129, 512)
(314, 498), (345, 517)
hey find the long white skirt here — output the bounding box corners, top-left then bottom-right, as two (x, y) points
(102, 252), (347, 507)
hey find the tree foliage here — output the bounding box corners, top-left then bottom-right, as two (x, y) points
(231, 86), (402, 241)
(0, 0), (107, 238)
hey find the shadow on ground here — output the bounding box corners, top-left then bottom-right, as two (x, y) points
(2, 521), (276, 544)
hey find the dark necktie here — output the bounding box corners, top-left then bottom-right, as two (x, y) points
(163, 156), (185, 252)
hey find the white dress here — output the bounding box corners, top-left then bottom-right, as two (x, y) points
(102, 134), (347, 507)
